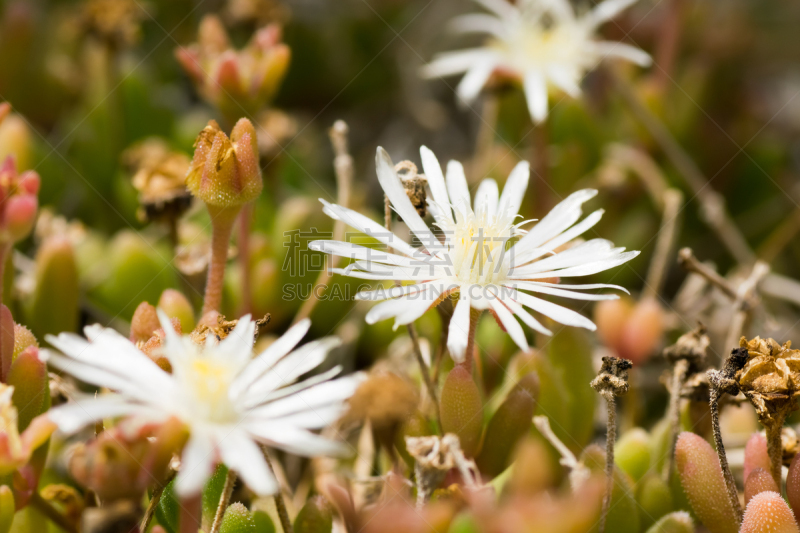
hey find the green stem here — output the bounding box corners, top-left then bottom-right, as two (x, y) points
(210, 469), (237, 533)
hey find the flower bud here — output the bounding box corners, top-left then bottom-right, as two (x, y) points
(619, 298), (664, 364)
(675, 432), (739, 533)
(476, 372), (538, 478)
(0, 157), (39, 246)
(741, 492), (799, 533)
(594, 298), (631, 351)
(130, 301), (160, 343)
(158, 289), (196, 332)
(744, 467), (779, 507)
(644, 512), (693, 533)
(187, 119), (262, 212)
(25, 237), (80, 340)
(439, 366), (483, 457)
(7, 346), (47, 431)
(294, 496), (333, 533)
(0, 113), (32, 171)
(176, 15), (290, 121)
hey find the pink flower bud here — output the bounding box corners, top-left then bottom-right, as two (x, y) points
(130, 301), (160, 343)
(619, 298), (664, 364)
(594, 298), (631, 353)
(0, 157), (39, 245)
(4, 195), (37, 242)
(741, 492), (800, 533)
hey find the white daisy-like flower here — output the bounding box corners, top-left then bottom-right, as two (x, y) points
(421, 0), (651, 123)
(44, 315), (361, 497)
(310, 147), (639, 362)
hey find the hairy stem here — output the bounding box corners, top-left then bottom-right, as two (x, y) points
(664, 359), (689, 481)
(210, 469), (237, 533)
(140, 469), (177, 533)
(264, 452), (294, 533)
(599, 393), (617, 533)
(202, 206), (239, 316)
(238, 203), (254, 315)
(709, 388), (743, 522)
(766, 419), (785, 488)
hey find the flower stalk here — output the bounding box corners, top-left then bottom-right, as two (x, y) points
(590, 356), (632, 533)
(210, 469), (237, 533)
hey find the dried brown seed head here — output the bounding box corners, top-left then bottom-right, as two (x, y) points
(590, 356), (632, 398)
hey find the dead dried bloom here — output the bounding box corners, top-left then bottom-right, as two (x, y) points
(591, 356), (632, 399)
(405, 434), (479, 509)
(124, 139), (192, 224)
(342, 372), (418, 432)
(736, 335), (800, 486)
(393, 161), (427, 218)
(190, 313), (270, 345)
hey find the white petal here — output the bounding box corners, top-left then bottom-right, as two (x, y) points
(591, 41), (652, 66)
(511, 289), (597, 330)
(216, 315), (256, 367)
(356, 282), (435, 302)
(420, 146), (453, 224)
(548, 66), (582, 98)
(538, 209), (604, 253)
(232, 319), (311, 397)
(366, 295), (435, 329)
(526, 281), (630, 294)
(505, 281), (620, 301)
(249, 425), (350, 457)
(457, 61), (496, 104)
(513, 189), (597, 252)
(498, 295), (552, 335)
(421, 49), (496, 78)
(175, 433), (216, 497)
(475, 179), (499, 219)
(376, 148), (440, 250)
(523, 70), (549, 123)
(48, 395), (152, 434)
(308, 240), (421, 267)
(219, 430), (277, 496)
(497, 161), (530, 217)
(248, 375), (363, 422)
(450, 14), (507, 37)
(447, 296), (471, 363)
(446, 160), (472, 222)
(488, 297), (528, 352)
(242, 338), (341, 405)
(319, 200), (419, 258)
(586, 0), (637, 27)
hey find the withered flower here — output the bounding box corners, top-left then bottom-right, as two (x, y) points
(124, 139), (192, 226)
(392, 161), (427, 218)
(80, 0), (145, 49)
(736, 335), (800, 486)
(190, 312), (269, 345)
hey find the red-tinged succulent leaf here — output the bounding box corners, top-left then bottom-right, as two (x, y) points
(744, 433), (771, 483)
(786, 452), (800, 523)
(741, 492), (800, 533)
(619, 298), (664, 364)
(745, 467), (780, 506)
(130, 301), (160, 342)
(476, 372), (538, 478)
(7, 346), (47, 431)
(440, 365), (483, 457)
(674, 432), (739, 533)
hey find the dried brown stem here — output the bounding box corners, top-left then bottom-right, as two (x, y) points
(677, 248), (740, 301)
(294, 120), (353, 323)
(709, 387), (743, 522)
(599, 393), (616, 533)
(644, 189), (683, 299)
(611, 67), (755, 265)
(664, 358), (689, 481)
(723, 261), (769, 352)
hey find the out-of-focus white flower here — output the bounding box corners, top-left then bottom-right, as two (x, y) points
(422, 0), (651, 123)
(310, 147), (639, 362)
(45, 316), (361, 497)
